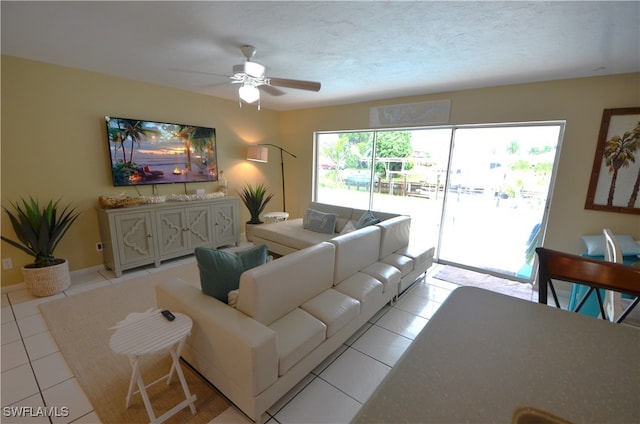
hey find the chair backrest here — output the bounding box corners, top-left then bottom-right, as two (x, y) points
(536, 247), (640, 323)
(603, 228), (623, 264)
(602, 228), (624, 322)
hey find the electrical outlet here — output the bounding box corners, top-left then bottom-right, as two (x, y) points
(2, 258), (13, 270)
(96, 242), (103, 252)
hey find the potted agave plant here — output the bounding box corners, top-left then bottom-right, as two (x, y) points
(239, 183), (274, 242)
(1, 197), (80, 296)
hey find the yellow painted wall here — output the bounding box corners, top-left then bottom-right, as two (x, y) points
(2, 55), (639, 287)
(1, 56), (282, 286)
(278, 73), (640, 256)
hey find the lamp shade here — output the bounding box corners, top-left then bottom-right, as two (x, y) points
(246, 146), (268, 163)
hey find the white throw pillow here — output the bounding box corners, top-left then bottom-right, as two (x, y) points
(340, 220), (357, 235)
(228, 289), (239, 308)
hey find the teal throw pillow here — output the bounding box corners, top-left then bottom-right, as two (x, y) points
(303, 209), (338, 234)
(195, 244), (268, 303)
(581, 234), (640, 256)
(355, 210), (381, 229)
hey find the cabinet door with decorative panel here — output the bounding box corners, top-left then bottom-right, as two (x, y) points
(113, 212), (156, 267)
(156, 208), (188, 258)
(184, 204), (213, 249)
(213, 200), (239, 247)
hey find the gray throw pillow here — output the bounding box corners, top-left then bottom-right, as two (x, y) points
(303, 209), (338, 234)
(355, 210), (381, 229)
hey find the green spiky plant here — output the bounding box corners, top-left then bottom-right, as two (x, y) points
(239, 184), (274, 224)
(1, 197), (80, 268)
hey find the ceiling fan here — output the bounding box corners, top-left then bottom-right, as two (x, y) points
(231, 45), (321, 109)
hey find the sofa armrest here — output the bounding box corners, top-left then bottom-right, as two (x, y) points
(156, 279), (279, 396)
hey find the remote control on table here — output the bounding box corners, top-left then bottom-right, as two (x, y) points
(161, 310), (176, 321)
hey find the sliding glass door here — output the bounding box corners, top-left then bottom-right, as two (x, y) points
(438, 124), (563, 280)
(314, 122), (563, 282)
(315, 129), (451, 247)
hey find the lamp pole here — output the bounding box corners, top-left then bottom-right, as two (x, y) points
(260, 144), (297, 212)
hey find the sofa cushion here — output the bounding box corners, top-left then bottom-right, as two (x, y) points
(362, 262), (401, 294)
(334, 272), (384, 309)
(396, 245), (435, 271)
(269, 308), (326, 376)
(195, 245), (268, 303)
(252, 219), (336, 251)
(301, 289), (360, 337)
(329, 226), (381, 284)
(381, 253), (413, 277)
(237, 242), (335, 325)
(355, 210), (381, 229)
(303, 209), (338, 234)
(309, 202), (354, 231)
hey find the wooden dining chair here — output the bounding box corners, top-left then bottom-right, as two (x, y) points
(536, 247), (640, 323)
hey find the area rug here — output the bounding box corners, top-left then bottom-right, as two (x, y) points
(39, 264), (230, 424)
(434, 265), (533, 300)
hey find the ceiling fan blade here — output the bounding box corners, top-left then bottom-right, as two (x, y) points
(169, 67), (229, 78)
(267, 77), (321, 92)
(205, 81), (232, 89)
(258, 85), (286, 96)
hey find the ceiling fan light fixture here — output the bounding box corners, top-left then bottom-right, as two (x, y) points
(239, 83), (260, 104)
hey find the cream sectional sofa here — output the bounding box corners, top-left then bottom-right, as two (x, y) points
(253, 202), (434, 294)
(252, 201), (401, 256)
(155, 216), (433, 422)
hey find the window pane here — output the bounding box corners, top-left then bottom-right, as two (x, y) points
(316, 131), (374, 210)
(371, 129), (452, 246)
(439, 125), (562, 279)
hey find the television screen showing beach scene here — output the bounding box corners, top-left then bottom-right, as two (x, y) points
(105, 116), (218, 186)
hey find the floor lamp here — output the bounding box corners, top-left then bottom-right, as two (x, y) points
(246, 144), (297, 212)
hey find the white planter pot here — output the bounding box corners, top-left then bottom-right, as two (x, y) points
(22, 259), (71, 297)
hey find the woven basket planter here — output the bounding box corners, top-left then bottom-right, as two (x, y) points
(22, 260), (71, 297)
(245, 223), (261, 242)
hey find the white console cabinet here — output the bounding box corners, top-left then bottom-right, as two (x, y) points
(97, 197), (239, 276)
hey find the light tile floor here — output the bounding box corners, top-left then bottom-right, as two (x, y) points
(0, 255), (529, 424)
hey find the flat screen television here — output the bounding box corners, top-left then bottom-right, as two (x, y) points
(105, 116), (218, 186)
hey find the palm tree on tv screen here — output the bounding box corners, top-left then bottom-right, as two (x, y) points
(189, 127), (217, 172)
(175, 126), (196, 171)
(109, 119), (160, 164)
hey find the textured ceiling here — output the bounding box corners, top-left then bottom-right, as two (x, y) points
(2, 1), (639, 111)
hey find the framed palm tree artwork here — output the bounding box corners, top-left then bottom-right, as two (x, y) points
(585, 107), (640, 215)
